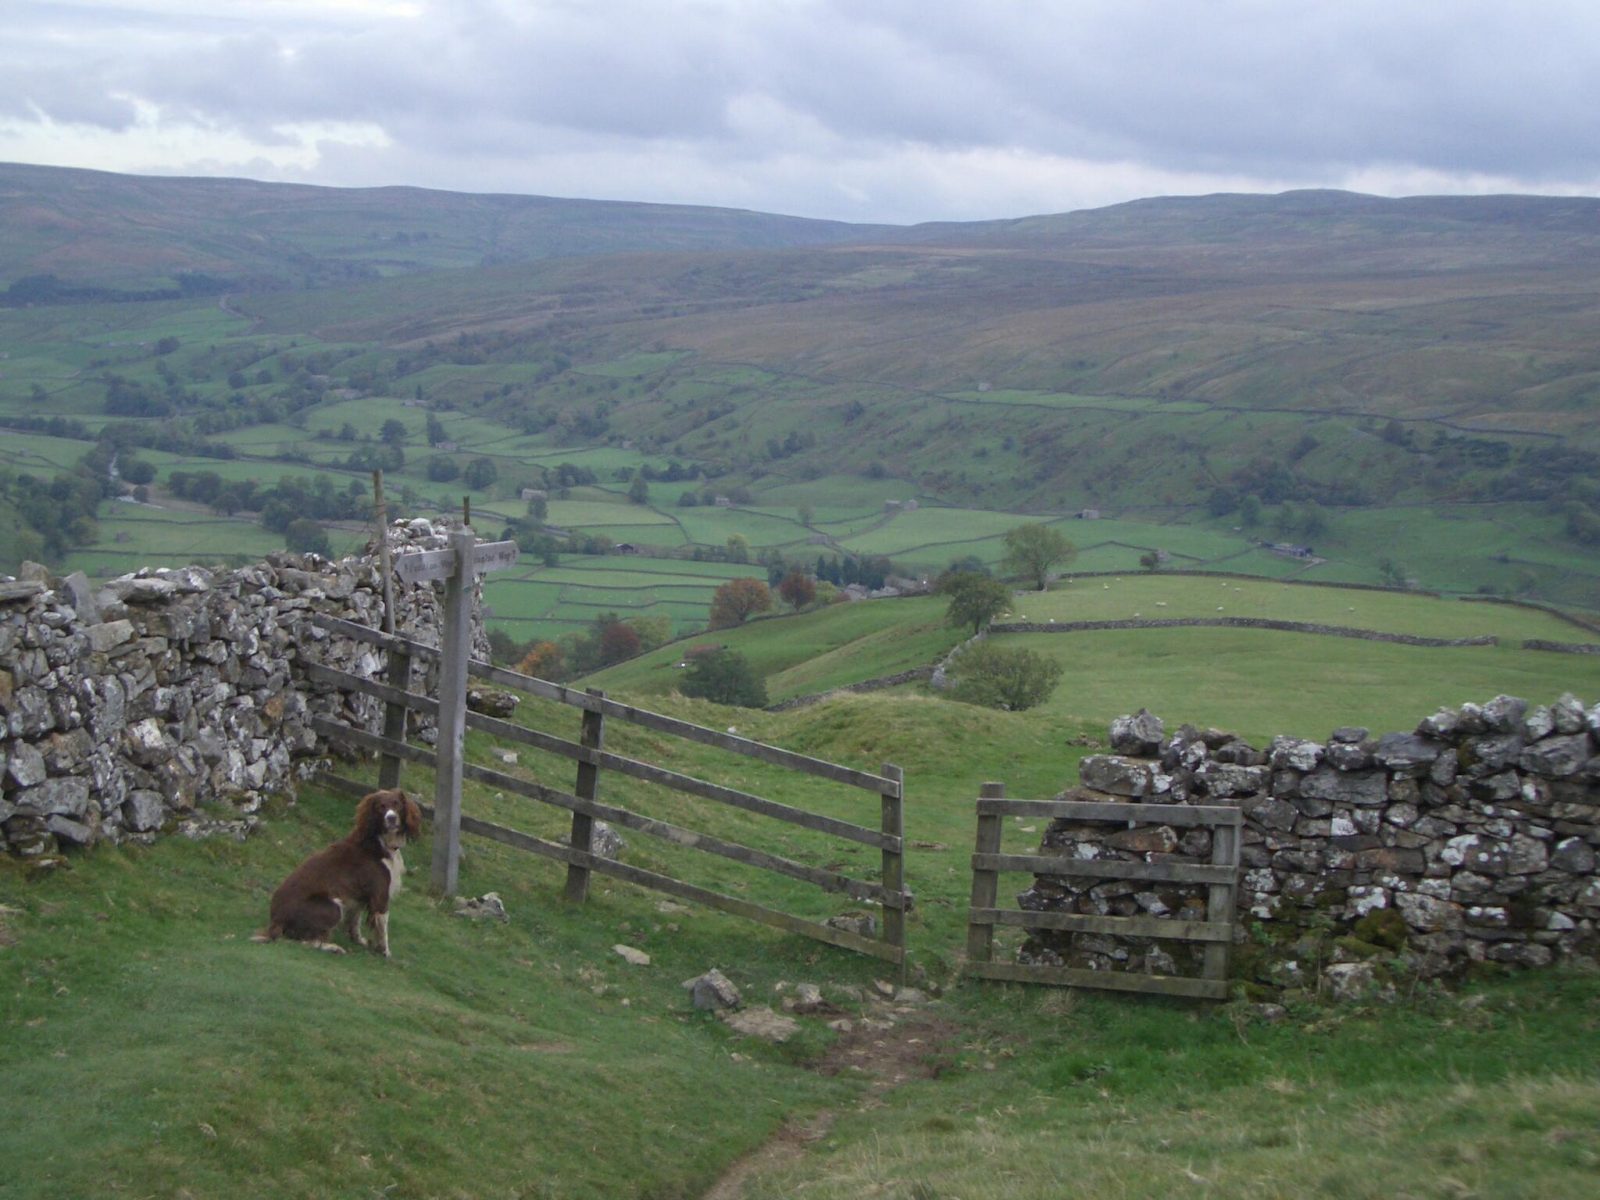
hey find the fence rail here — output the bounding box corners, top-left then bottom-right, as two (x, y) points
(308, 613), (907, 967)
(964, 783), (1240, 1000)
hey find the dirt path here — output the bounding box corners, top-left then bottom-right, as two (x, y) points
(700, 1013), (957, 1200)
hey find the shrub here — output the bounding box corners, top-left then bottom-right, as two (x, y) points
(679, 648), (768, 708)
(949, 642), (1063, 711)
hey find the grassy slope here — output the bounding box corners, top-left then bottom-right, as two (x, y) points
(4, 676), (1598, 1198)
(581, 595), (959, 702)
(748, 974), (1600, 1200)
(578, 576), (1600, 736)
(0, 790), (852, 1200)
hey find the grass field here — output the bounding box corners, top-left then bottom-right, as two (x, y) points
(993, 626), (1600, 745)
(581, 574), (1600, 731)
(584, 595), (957, 702)
(3, 677), (1597, 1199)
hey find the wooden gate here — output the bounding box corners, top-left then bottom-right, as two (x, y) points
(306, 613), (909, 967)
(963, 783), (1239, 999)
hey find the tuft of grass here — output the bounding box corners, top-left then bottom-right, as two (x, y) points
(743, 978), (1600, 1199)
(0, 791), (859, 1200)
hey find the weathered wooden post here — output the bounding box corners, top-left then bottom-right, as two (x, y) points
(880, 762), (906, 982)
(393, 528), (519, 895)
(429, 526), (476, 893)
(1204, 810), (1241, 987)
(965, 781), (1005, 966)
(564, 689), (608, 904)
(372, 471), (411, 791)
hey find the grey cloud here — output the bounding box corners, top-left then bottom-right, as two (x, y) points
(4, 0), (1598, 222)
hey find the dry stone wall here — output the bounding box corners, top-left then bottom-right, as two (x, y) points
(0, 520), (484, 861)
(1019, 696), (1600, 988)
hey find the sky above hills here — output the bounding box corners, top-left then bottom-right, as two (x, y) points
(6, 1), (1599, 225)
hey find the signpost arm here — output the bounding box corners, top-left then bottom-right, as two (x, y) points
(430, 526), (475, 894)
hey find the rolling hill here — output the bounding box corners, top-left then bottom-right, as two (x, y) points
(2, 164), (1598, 609)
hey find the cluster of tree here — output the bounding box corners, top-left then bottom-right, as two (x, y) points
(425, 455), (497, 488)
(4, 414), (93, 440)
(1270, 501), (1329, 541)
(500, 519), (563, 567)
(99, 421), (236, 461)
(547, 462), (600, 489)
(340, 443), (405, 474)
(0, 466), (104, 558)
(1224, 458), (1369, 508)
(103, 372), (191, 418)
(764, 430), (816, 461)
(811, 554), (893, 590)
(3, 272), (230, 307)
(166, 470), (369, 531)
(1562, 501), (1600, 546)
(677, 484), (755, 507)
(633, 460), (698, 483)
(490, 610), (672, 681)
(685, 539), (768, 565)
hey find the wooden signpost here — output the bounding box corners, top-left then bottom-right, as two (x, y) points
(394, 529), (519, 893)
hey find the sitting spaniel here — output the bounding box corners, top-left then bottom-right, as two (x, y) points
(254, 789), (423, 956)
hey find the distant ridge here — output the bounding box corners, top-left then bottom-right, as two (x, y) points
(0, 160), (900, 289)
(6, 161), (1598, 292)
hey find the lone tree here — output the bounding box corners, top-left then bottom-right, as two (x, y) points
(776, 569), (816, 612)
(1001, 523), (1076, 591)
(949, 641), (1063, 711)
(679, 648), (768, 708)
(709, 577), (772, 629)
(940, 571), (1012, 635)
(284, 518), (331, 557)
(463, 457), (498, 490)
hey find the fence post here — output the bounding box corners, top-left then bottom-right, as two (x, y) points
(373, 468), (409, 792)
(377, 646), (412, 791)
(564, 688), (607, 904)
(965, 781), (1005, 966)
(1204, 813), (1240, 987)
(879, 762), (906, 982)
(430, 526), (475, 895)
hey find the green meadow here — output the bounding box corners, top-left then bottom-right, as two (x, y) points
(4, 662), (1597, 1199)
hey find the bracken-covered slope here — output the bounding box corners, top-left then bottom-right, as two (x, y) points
(4, 164), (1599, 524)
(0, 161), (899, 290)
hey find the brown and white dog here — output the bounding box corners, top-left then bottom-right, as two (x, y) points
(254, 789), (422, 956)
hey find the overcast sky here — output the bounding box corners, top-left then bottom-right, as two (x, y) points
(5, 0), (1599, 225)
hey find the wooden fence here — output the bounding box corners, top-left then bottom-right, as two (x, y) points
(306, 614), (909, 967)
(963, 783), (1240, 1000)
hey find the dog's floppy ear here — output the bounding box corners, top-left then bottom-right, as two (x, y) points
(402, 794), (423, 839)
(353, 791), (382, 839)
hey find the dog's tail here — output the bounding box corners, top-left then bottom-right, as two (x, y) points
(250, 924), (282, 944)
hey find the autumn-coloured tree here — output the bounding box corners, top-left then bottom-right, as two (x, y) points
(776, 569), (816, 611)
(516, 641), (565, 680)
(594, 614), (643, 665)
(709, 577), (772, 629)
